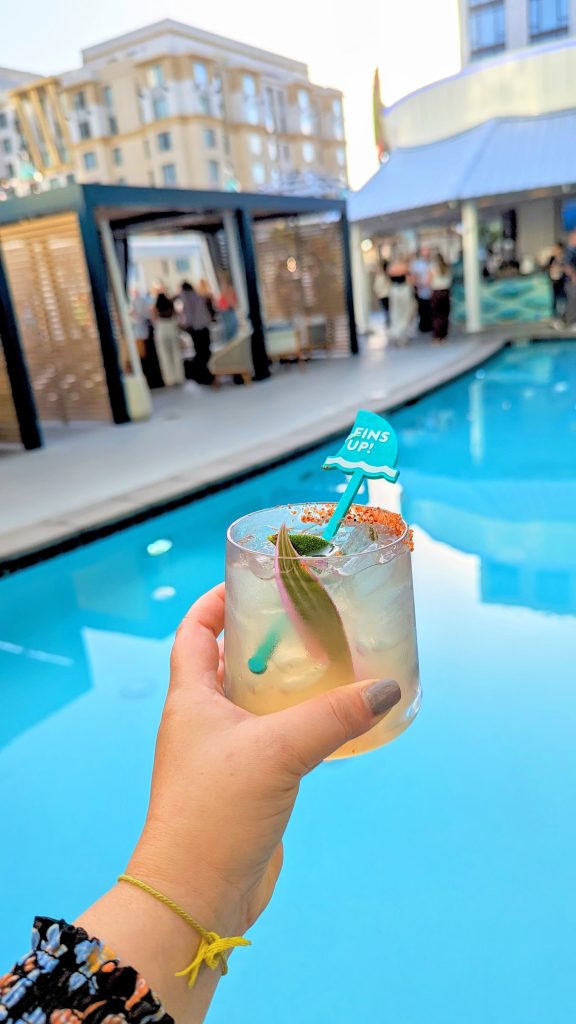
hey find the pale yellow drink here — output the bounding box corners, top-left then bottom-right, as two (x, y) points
(224, 503), (420, 758)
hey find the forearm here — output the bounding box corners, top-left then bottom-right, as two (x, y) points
(76, 886), (210, 1023)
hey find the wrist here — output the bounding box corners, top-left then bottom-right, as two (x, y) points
(126, 827), (247, 939)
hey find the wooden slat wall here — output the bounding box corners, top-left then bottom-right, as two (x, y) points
(253, 216), (350, 354)
(0, 213), (112, 424)
(0, 342), (21, 445)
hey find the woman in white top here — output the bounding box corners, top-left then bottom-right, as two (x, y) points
(430, 254), (452, 342)
(387, 257), (415, 346)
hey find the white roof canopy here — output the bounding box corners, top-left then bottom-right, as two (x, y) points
(349, 109), (576, 226)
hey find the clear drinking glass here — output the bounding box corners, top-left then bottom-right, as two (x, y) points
(224, 503), (421, 758)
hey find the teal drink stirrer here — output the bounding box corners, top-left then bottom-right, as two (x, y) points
(247, 410), (400, 674)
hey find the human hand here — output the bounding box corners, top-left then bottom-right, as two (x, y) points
(130, 583), (401, 935)
(77, 584), (400, 1021)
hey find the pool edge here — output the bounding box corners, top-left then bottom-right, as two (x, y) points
(1, 336), (507, 575)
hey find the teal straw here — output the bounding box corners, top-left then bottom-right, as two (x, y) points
(247, 469), (365, 674)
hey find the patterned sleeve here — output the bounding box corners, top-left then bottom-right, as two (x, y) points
(0, 918), (173, 1024)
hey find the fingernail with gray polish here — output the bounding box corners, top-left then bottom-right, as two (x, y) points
(363, 679), (402, 718)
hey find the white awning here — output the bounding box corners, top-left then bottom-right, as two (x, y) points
(349, 109), (576, 224)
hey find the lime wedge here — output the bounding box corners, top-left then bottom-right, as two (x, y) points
(268, 531), (332, 556)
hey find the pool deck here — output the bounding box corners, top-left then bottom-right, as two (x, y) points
(0, 325), (521, 564)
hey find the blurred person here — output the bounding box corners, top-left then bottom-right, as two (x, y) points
(153, 284), (184, 387)
(217, 278), (240, 341)
(564, 229), (576, 328)
(547, 242), (567, 322)
(373, 260), (390, 324)
(130, 288), (152, 362)
(179, 281), (214, 385)
(387, 256), (415, 347)
(411, 247), (433, 333)
(197, 278), (217, 321)
(430, 254), (452, 343)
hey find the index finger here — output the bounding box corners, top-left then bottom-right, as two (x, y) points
(170, 583), (225, 691)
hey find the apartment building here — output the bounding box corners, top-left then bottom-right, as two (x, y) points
(0, 19), (347, 196)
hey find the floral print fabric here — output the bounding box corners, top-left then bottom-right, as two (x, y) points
(0, 918), (172, 1024)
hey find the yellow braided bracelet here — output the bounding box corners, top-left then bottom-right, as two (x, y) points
(117, 873), (250, 988)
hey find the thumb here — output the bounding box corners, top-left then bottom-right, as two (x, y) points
(272, 679), (401, 772)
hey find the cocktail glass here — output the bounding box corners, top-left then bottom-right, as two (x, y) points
(224, 503), (421, 758)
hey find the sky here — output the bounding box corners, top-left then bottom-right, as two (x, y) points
(1, 0), (461, 188)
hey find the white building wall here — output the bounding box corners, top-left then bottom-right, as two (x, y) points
(385, 38), (576, 148)
(506, 0), (529, 50)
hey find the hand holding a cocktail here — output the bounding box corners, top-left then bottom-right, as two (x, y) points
(100, 583), (399, 1022)
(130, 582), (401, 935)
(76, 412), (418, 1024)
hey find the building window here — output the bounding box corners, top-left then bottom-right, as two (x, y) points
(468, 1), (506, 57)
(249, 133), (262, 156)
(193, 62), (210, 114)
(282, 142), (291, 162)
(252, 161), (266, 186)
(243, 74), (259, 125)
(203, 127), (217, 148)
(162, 162), (177, 185)
(73, 90), (87, 112)
(108, 115), (119, 135)
(175, 257), (190, 273)
(147, 64), (165, 88)
(298, 89), (314, 136)
(66, 172), (75, 184)
(157, 130), (172, 152)
(212, 72), (224, 118)
(207, 159), (220, 184)
(268, 139), (278, 161)
(116, 176), (127, 185)
(2, 138), (12, 154)
(529, 0), (569, 39)
(143, 139), (151, 158)
(103, 86), (114, 110)
(263, 87), (275, 132)
(276, 90), (287, 133)
(336, 146), (346, 167)
(79, 121), (92, 140)
(302, 141), (315, 163)
(5, 161), (14, 178)
(332, 97), (344, 140)
(153, 95), (169, 120)
(148, 170), (155, 186)
(83, 151), (97, 170)
(0, 112), (7, 129)
(112, 146), (123, 166)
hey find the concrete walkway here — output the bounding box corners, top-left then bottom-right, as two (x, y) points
(1, 329), (506, 562)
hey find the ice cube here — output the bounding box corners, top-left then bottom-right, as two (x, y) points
(270, 644), (326, 692)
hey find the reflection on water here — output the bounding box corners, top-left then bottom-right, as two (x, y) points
(393, 342), (576, 615)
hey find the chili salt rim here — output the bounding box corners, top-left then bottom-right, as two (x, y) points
(227, 502), (413, 560)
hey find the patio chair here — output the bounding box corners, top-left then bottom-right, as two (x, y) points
(208, 317), (254, 385)
(297, 314), (329, 355)
(265, 321), (305, 367)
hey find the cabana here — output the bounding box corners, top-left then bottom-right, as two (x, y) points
(0, 184), (356, 449)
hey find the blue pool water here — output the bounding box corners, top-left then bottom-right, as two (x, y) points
(1, 342), (575, 1023)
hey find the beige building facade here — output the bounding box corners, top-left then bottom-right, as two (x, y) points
(0, 19), (347, 195)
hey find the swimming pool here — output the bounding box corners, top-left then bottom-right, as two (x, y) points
(1, 341), (575, 1023)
